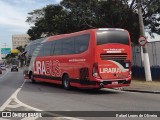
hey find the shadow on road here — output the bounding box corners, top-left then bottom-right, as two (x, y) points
(24, 80), (122, 95)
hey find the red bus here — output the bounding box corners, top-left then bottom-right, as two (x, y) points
(24, 28), (132, 89)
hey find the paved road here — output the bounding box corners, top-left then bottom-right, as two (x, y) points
(19, 81), (160, 111)
(0, 69), (23, 107)
(0, 70), (160, 119)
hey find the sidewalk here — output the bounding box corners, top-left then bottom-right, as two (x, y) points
(123, 79), (160, 94)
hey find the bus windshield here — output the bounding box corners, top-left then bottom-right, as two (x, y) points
(96, 30), (129, 45)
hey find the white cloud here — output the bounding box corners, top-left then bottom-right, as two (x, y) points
(0, 0), (62, 52)
(0, 17), (29, 28)
(0, 0), (30, 30)
(0, 0), (62, 32)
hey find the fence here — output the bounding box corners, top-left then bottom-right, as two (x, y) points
(132, 41), (160, 80)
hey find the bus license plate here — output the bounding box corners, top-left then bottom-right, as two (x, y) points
(112, 81), (118, 85)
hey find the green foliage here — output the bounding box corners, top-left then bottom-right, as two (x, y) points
(5, 53), (18, 65)
(5, 53), (17, 59)
(16, 46), (25, 53)
(26, 0), (160, 43)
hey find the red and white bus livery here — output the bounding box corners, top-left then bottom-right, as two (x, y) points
(24, 28), (132, 89)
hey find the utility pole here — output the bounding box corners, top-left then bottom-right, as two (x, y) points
(3, 43), (7, 59)
(2, 43), (7, 64)
(3, 43), (7, 48)
(137, 0), (152, 81)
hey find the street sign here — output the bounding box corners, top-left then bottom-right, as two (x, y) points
(138, 36), (147, 46)
(1, 48), (11, 54)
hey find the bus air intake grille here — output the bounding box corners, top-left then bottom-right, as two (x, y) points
(100, 53), (127, 60)
(79, 67), (89, 80)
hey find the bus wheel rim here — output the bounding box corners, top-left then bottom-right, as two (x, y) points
(64, 78), (69, 87)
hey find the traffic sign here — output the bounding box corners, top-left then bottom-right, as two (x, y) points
(138, 36), (147, 46)
(1, 48), (11, 54)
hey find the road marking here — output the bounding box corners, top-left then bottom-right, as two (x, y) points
(102, 88), (126, 93)
(0, 80), (25, 111)
(7, 104), (22, 108)
(0, 80), (42, 111)
(0, 80), (84, 120)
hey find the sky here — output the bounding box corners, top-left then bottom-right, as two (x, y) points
(0, 0), (159, 54)
(0, 0), (61, 54)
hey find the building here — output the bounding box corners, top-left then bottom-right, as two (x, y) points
(12, 34), (30, 49)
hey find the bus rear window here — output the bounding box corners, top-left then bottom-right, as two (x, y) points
(96, 30), (129, 45)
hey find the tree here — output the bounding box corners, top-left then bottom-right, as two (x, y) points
(60, 0), (140, 42)
(26, 5), (71, 40)
(5, 53), (16, 59)
(26, 0), (160, 43)
(16, 46), (25, 53)
(130, 0), (160, 38)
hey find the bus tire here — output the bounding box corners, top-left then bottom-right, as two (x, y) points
(31, 74), (36, 84)
(93, 88), (101, 91)
(63, 74), (71, 90)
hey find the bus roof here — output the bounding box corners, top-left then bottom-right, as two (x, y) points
(47, 28), (127, 42)
(27, 38), (46, 46)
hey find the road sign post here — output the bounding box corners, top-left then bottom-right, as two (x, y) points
(137, 0), (152, 81)
(138, 36), (147, 46)
(138, 36), (152, 81)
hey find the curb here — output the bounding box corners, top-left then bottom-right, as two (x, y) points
(123, 89), (160, 94)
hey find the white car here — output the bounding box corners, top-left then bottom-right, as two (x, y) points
(0, 65), (6, 70)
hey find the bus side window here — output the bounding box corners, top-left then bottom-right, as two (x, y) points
(51, 41), (56, 55)
(75, 34), (90, 54)
(53, 40), (62, 55)
(79, 46), (87, 52)
(43, 42), (52, 56)
(38, 44), (44, 56)
(62, 37), (74, 55)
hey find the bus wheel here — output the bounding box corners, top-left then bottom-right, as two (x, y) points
(31, 74), (36, 84)
(63, 75), (71, 90)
